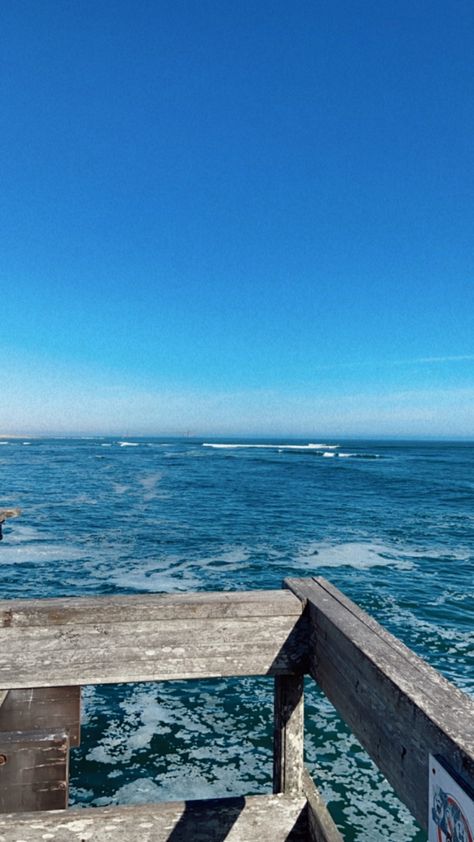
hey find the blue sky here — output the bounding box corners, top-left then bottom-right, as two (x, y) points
(1, 0), (473, 436)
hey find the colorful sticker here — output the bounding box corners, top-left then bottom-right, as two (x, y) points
(429, 756), (473, 842)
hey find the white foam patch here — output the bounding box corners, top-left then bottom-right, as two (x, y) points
(428, 589), (474, 607)
(4, 524), (41, 543)
(80, 679), (273, 806)
(296, 541), (416, 571)
(112, 483), (130, 495)
(383, 597), (474, 649)
(99, 778), (164, 806)
(105, 546), (252, 593)
(69, 494), (98, 505)
(0, 524), (87, 565)
(0, 542), (86, 565)
(138, 473), (163, 500)
(304, 688), (421, 841)
(118, 441), (139, 447)
(85, 685), (182, 767)
(191, 547), (251, 570)
(297, 538), (472, 573)
(108, 558), (203, 593)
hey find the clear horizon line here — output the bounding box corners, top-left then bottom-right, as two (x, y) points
(1, 432), (474, 443)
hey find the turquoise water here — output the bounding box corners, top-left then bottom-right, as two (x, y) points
(1, 437), (473, 839)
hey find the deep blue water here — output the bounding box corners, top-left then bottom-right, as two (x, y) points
(1, 437), (473, 840)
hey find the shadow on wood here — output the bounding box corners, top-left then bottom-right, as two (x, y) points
(0, 795), (310, 841)
(165, 796), (245, 842)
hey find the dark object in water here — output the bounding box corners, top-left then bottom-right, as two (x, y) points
(0, 508), (21, 540)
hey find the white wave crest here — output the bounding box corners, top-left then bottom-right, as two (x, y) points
(118, 441), (139, 447)
(203, 442), (339, 450)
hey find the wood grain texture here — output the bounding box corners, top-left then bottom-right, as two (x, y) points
(273, 675), (304, 795)
(303, 769), (343, 842)
(285, 576), (474, 831)
(0, 591), (305, 688)
(0, 590), (302, 627)
(0, 730), (68, 814)
(0, 687), (80, 746)
(0, 794), (309, 841)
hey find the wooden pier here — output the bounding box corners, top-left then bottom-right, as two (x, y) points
(0, 577), (473, 839)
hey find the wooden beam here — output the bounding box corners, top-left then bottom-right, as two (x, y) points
(0, 590), (303, 626)
(0, 793), (308, 840)
(0, 730), (69, 813)
(273, 675), (304, 795)
(303, 768), (343, 842)
(0, 590), (305, 688)
(0, 687), (80, 746)
(285, 576), (474, 831)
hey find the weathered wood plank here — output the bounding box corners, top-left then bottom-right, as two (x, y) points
(286, 576), (474, 831)
(0, 687), (80, 746)
(288, 576), (474, 751)
(0, 615), (302, 651)
(0, 794), (308, 840)
(0, 730), (68, 813)
(0, 615), (306, 688)
(273, 675), (304, 795)
(303, 768), (343, 842)
(0, 589), (303, 627)
(0, 591), (305, 687)
(315, 577), (473, 715)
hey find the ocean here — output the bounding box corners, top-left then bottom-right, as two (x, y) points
(1, 437), (473, 840)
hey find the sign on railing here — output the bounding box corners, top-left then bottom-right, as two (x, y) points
(429, 755), (474, 842)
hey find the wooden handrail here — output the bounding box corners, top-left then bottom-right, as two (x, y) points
(1, 578), (473, 839)
(0, 589), (306, 688)
(286, 576), (474, 832)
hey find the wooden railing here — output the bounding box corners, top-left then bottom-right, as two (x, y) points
(0, 578), (472, 840)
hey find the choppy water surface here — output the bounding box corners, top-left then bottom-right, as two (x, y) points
(1, 438), (473, 840)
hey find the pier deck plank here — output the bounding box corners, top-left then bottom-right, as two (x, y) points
(0, 794), (308, 841)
